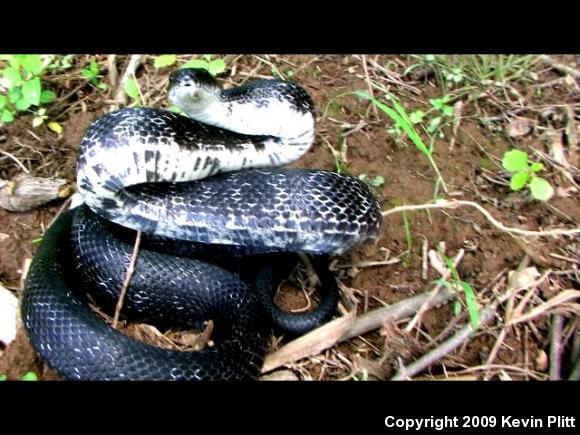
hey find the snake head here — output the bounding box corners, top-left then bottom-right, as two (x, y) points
(168, 68), (221, 115)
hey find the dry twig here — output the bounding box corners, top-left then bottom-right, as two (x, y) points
(112, 230), (143, 328)
(382, 200), (580, 238)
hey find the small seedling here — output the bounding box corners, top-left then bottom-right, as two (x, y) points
(437, 248), (480, 331)
(502, 149), (554, 201)
(0, 55), (57, 125)
(81, 58), (107, 90)
(358, 173), (385, 189)
(426, 95), (454, 137)
(355, 91), (448, 195)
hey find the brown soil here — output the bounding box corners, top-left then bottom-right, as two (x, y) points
(1, 55), (578, 381)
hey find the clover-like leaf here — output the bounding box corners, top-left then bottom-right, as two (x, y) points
(530, 162), (544, 173)
(502, 149), (529, 172)
(529, 176), (554, 201)
(510, 171), (530, 191)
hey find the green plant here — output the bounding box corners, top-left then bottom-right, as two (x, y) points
(409, 95), (455, 139)
(355, 91), (448, 195)
(438, 248), (480, 331)
(123, 76), (141, 105)
(183, 55), (226, 76)
(0, 55), (57, 125)
(154, 54), (227, 76)
(153, 54), (227, 82)
(0, 371), (38, 381)
(154, 54), (177, 69)
(80, 58), (107, 90)
(405, 55), (539, 94)
(358, 173), (385, 189)
(501, 149), (554, 201)
(46, 54), (74, 72)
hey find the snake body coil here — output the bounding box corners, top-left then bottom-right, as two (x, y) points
(21, 68), (382, 380)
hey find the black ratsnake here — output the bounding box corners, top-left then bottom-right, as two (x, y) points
(21, 68), (382, 380)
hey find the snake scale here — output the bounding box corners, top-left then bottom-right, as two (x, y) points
(21, 68), (382, 380)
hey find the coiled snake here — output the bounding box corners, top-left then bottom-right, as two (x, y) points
(21, 68), (382, 380)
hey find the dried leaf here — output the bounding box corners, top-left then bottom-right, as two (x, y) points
(506, 117), (534, 137)
(507, 267), (541, 291)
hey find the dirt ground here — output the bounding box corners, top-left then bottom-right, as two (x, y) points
(1, 55), (578, 380)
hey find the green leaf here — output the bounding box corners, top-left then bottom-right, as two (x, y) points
(461, 281), (479, 331)
(90, 58), (99, 75)
(40, 89), (56, 104)
(15, 97), (32, 111)
(510, 171), (530, 191)
(21, 55), (43, 75)
(0, 94), (6, 109)
(529, 176), (554, 201)
(123, 77), (140, 102)
(0, 374), (7, 381)
(21, 77), (41, 106)
(30, 237), (43, 245)
(502, 149), (529, 172)
(5, 55), (20, 68)
(154, 54), (177, 68)
(8, 87), (21, 103)
(442, 104), (454, 117)
(81, 68), (96, 80)
(372, 175), (385, 187)
(453, 300), (461, 317)
(1, 109), (14, 123)
(2, 67), (23, 87)
(409, 110), (425, 124)
(427, 116), (441, 133)
(181, 59), (209, 70)
(207, 58), (226, 76)
(21, 372), (38, 381)
(530, 162), (544, 173)
(97, 82), (108, 91)
(429, 98), (443, 110)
